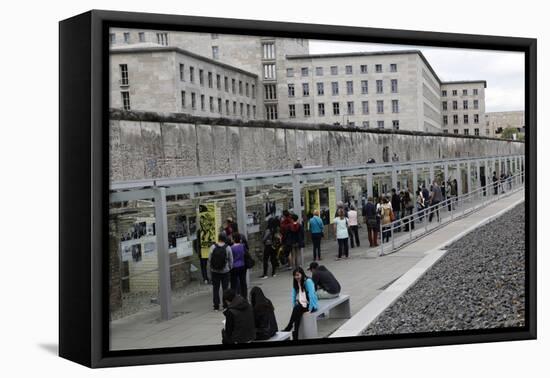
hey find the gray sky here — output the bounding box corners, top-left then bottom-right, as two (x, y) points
(309, 40), (524, 113)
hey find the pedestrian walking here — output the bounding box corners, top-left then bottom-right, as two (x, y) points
(363, 197), (379, 247)
(333, 208), (350, 259)
(260, 220), (278, 279)
(230, 233), (248, 298)
(287, 214), (305, 269)
(380, 197), (393, 243)
(348, 205), (360, 248)
(308, 210), (324, 261)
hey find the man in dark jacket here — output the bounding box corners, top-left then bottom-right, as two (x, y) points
(308, 262), (341, 299)
(391, 188), (401, 231)
(221, 289), (255, 344)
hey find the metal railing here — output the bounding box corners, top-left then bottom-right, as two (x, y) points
(378, 170), (525, 256)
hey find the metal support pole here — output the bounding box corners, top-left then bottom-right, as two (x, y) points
(367, 171), (373, 200)
(292, 174), (302, 215)
(334, 171), (342, 204)
(391, 167), (398, 190)
(443, 163), (449, 187)
(412, 165), (418, 207)
(456, 163), (463, 197)
(235, 179), (247, 239)
(467, 161), (472, 195)
(476, 160), (482, 190)
(154, 187), (173, 321)
(429, 164), (435, 184)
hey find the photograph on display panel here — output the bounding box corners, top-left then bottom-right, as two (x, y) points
(107, 25), (527, 352)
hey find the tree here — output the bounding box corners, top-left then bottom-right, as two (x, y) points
(501, 127), (519, 140)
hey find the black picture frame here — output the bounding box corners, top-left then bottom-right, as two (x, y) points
(59, 9), (537, 368)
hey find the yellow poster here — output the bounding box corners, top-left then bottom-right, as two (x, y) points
(199, 203), (219, 259)
(328, 186), (336, 223)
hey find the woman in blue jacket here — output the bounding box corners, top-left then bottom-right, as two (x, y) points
(308, 209), (324, 261)
(282, 267), (318, 340)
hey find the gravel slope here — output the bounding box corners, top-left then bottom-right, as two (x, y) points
(364, 203), (525, 335)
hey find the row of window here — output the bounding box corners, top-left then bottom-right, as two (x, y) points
(180, 91), (257, 118)
(288, 100), (400, 118)
(286, 63), (398, 78)
(441, 88), (479, 97)
(178, 64), (256, 98)
(442, 99), (480, 111)
(443, 114), (481, 125)
(110, 32), (169, 46)
(443, 128), (481, 136)
(285, 79), (399, 97)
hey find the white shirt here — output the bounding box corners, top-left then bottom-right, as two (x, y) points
(333, 217), (349, 239)
(347, 210), (358, 226)
(298, 288), (308, 308)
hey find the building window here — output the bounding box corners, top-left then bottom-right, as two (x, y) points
(463, 100), (468, 110)
(443, 115), (448, 125)
(231, 79), (236, 93)
(247, 104), (250, 118)
(304, 104), (311, 117)
(346, 81), (353, 95)
(317, 82), (324, 95)
(303, 83), (310, 96)
(266, 105), (278, 120)
(245, 83), (249, 97)
(442, 90), (447, 96)
(390, 63), (397, 72)
(318, 103), (325, 116)
(315, 67), (323, 76)
(452, 101), (458, 110)
(442, 101), (448, 111)
(265, 84), (277, 100)
(262, 43), (275, 59)
(226, 100), (230, 115)
(453, 129), (459, 134)
(288, 84), (295, 97)
(156, 32), (168, 46)
(347, 101), (354, 115)
(377, 120), (384, 129)
(218, 98), (223, 113)
(191, 92), (196, 109)
(264, 64), (276, 79)
(474, 114), (480, 124)
(375, 64), (382, 73)
(443, 129), (449, 134)
(212, 46), (219, 59)
(121, 91), (130, 110)
(362, 121), (370, 128)
(216, 74), (221, 90)
(331, 82), (339, 95)
(233, 101), (237, 115)
(473, 88), (479, 95)
(345, 65), (353, 74)
(189, 67), (195, 83)
(453, 115), (458, 124)
(377, 100), (384, 114)
(179, 64), (185, 81)
(301, 67), (309, 77)
(240, 103), (244, 116)
(199, 69), (204, 86)
(209, 96), (214, 112)
(464, 129), (469, 135)
(463, 89), (468, 96)
(464, 114), (469, 124)
(330, 66), (338, 75)
(138, 32), (145, 42)
(392, 99), (399, 113)
(392, 120), (399, 130)
(362, 101), (369, 114)
(333, 102), (340, 115)
(123, 32), (130, 43)
(452, 89), (457, 96)
(474, 100), (479, 109)
(286, 68), (294, 77)
(238, 80), (243, 95)
(474, 128), (480, 136)
(253, 105), (256, 119)
(119, 64), (129, 85)
(109, 33), (116, 44)
(361, 80), (368, 94)
(376, 80), (383, 94)
(252, 84), (256, 99)
(181, 91), (186, 109)
(208, 72), (213, 88)
(201, 95), (205, 111)
(289, 104), (296, 118)
(391, 79), (398, 93)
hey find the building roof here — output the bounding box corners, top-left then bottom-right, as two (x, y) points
(110, 44), (258, 78)
(286, 50), (487, 88)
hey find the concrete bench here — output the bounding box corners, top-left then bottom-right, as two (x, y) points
(254, 331), (292, 342)
(298, 294), (351, 340)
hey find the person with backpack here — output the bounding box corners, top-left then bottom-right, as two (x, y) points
(230, 233), (248, 299)
(249, 286), (278, 341)
(221, 289), (255, 344)
(332, 208), (350, 260)
(308, 209), (324, 261)
(209, 233), (234, 311)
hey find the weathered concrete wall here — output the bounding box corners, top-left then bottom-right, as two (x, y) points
(110, 110), (524, 182)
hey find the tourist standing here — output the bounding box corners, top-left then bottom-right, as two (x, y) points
(282, 267), (318, 340)
(230, 233), (248, 298)
(261, 222), (278, 279)
(402, 190), (415, 231)
(492, 171), (498, 195)
(391, 188), (401, 231)
(363, 197), (379, 247)
(380, 197), (393, 243)
(333, 208), (350, 260)
(429, 181), (443, 222)
(249, 286), (278, 341)
(221, 289), (255, 344)
(416, 189), (425, 222)
(348, 205), (360, 248)
(209, 234), (234, 311)
(451, 179), (458, 209)
(287, 214), (305, 269)
(308, 210), (324, 261)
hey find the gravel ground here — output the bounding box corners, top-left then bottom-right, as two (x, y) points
(364, 203), (525, 335)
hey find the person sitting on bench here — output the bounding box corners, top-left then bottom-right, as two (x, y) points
(221, 289), (255, 344)
(250, 286), (278, 341)
(282, 267), (318, 340)
(307, 262), (341, 299)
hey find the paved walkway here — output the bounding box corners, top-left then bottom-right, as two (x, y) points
(110, 188), (525, 350)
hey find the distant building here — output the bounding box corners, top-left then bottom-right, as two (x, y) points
(484, 111), (525, 139)
(440, 81), (487, 136)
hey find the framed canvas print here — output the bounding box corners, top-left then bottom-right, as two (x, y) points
(59, 10), (536, 368)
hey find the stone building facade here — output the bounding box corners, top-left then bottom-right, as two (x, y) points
(440, 81), (487, 136)
(484, 110), (525, 138)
